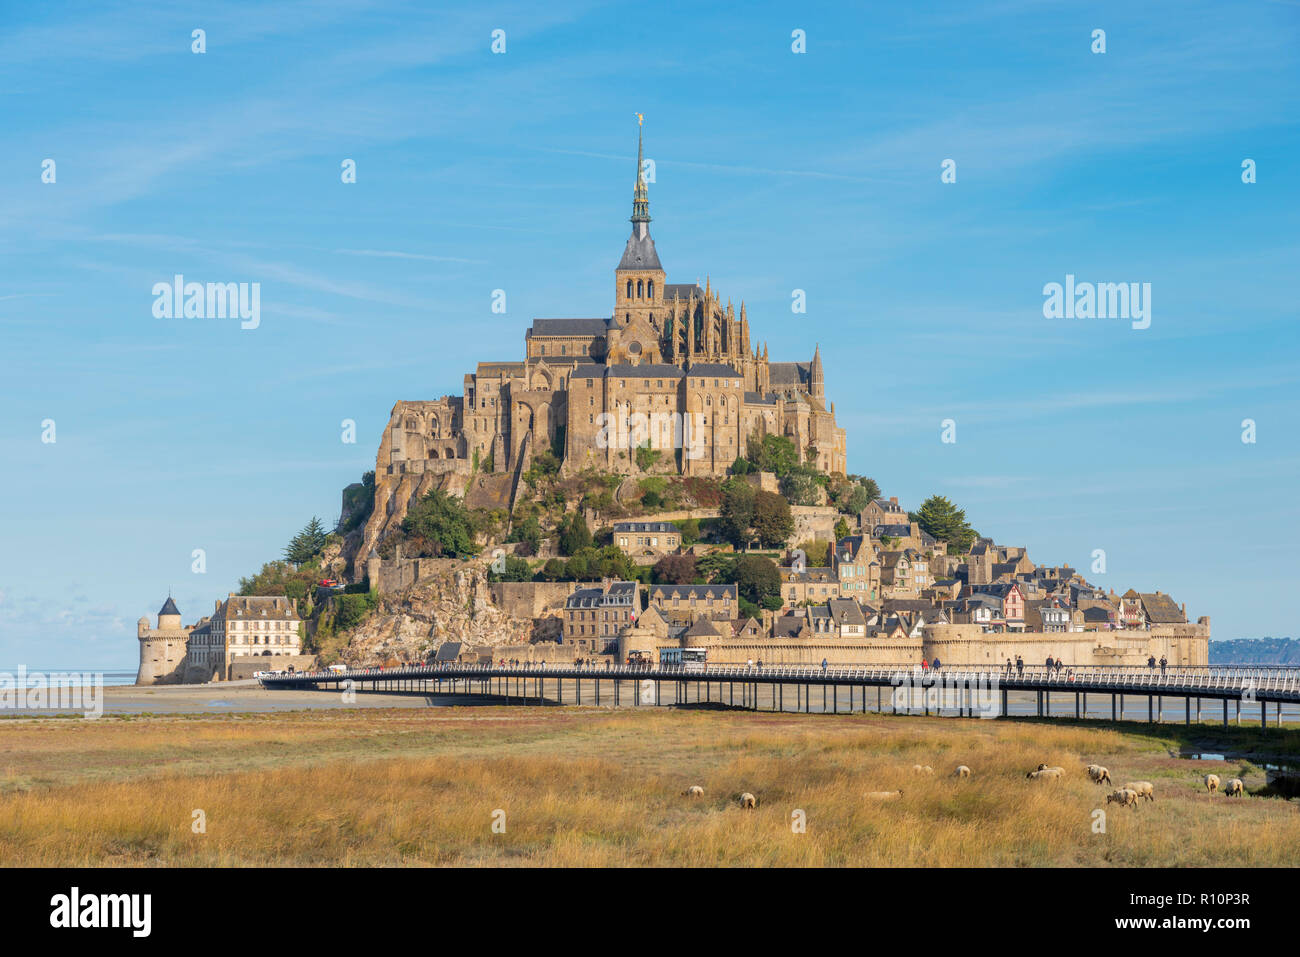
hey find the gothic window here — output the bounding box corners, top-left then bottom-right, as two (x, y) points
(648, 280), (654, 299)
(637, 280), (643, 298)
(539, 345), (546, 356)
(626, 280), (632, 299)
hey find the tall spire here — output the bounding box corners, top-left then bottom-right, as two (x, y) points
(618, 114), (662, 272)
(631, 113), (650, 234)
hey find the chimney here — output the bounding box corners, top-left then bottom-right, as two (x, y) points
(890, 496), (898, 505)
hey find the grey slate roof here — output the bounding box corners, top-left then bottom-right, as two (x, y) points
(613, 521), (679, 534)
(768, 362), (809, 386)
(649, 583), (737, 601)
(618, 232), (662, 270)
(529, 318), (609, 337)
(744, 391), (776, 405)
(664, 283), (703, 300)
(158, 596), (180, 617)
(1139, 592), (1185, 624)
(685, 363), (743, 378)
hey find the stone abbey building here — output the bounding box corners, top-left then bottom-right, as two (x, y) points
(374, 126), (847, 485)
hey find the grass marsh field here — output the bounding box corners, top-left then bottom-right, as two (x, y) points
(0, 706), (1296, 866)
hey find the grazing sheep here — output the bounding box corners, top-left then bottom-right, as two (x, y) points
(866, 790), (903, 800)
(1122, 781), (1155, 802)
(1225, 778), (1244, 797)
(1027, 767), (1065, 781)
(682, 785), (705, 798)
(1106, 788), (1139, 809)
(953, 765), (972, 779)
(739, 792), (757, 809)
(1086, 765), (1113, 786)
(912, 765), (934, 775)
(1204, 773), (1220, 794)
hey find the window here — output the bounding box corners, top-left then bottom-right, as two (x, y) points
(637, 280), (643, 297)
(648, 280), (654, 298)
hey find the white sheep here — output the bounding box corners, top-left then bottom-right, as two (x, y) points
(912, 764), (934, 775)
(739, 792), (757, 809)
(682, 785), (705, 798)
(866, 790), (903, 800)
(1086, 765), (1113, 786)
(953, 765), (972, 779)
(1027, 767), (1064, 781)
(1106, 788), (1139, 809)
(1122, 780), (1155, 802)
(1204, 773), (1220, 794)
(1225, 778), (1244, 797)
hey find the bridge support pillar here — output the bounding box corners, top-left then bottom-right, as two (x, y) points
(1149, 696), (1154, 724)
(1223, 698), (1229, 727)
(1075, 692), (1080, 719)
(1119, 693), (1124, 720)
(1001, 687), (1007, 718)
(878, 686), (883, 713)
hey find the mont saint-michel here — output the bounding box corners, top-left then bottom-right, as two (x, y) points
(136, 128), (1208, 687)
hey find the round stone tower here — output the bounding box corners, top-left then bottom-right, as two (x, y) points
(135, 596), (191, 686)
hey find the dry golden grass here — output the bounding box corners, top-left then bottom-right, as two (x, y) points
(0, 707), (1295, 866)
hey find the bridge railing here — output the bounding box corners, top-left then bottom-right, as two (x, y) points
(259, 661), (1300, 696)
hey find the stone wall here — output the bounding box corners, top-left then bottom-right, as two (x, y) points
(227, 654), (319, 681)
(490, 581), (576, 619)
(919, 620), (1210, 669)
(790, 505), (841, 543)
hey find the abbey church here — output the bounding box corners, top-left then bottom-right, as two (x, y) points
(376, 125), (846, 484)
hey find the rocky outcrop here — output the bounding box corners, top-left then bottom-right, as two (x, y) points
(339, 560), (538, 667)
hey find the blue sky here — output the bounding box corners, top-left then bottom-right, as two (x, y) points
(0, 0), (1297, 668)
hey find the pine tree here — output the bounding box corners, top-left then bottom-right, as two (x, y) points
(284, 516), (328, 566)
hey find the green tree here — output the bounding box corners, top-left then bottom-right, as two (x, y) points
(915, 495), (977, 553)
(748, 433), (799, 476)
(677, 518), (700, 547)
(845, 475), (881, 504)
(510, 515), (542, 555)
(779, 466), (823, 506)
(718, 477), (756, 547)
(752, 490), (794, 548)
(695, 551), (736, 583)
(489, 555), (533, 582)
(728, 555), (782, 608)
(559, 511), (592, 556)
(284, 517), (329, 566)
(834, 517), (850, 541)
(401, 489), (477, 557)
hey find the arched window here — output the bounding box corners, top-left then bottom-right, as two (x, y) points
(648, 280), (655, 299)
(637, 279), (643, 298)
(626, 280), (632, 299)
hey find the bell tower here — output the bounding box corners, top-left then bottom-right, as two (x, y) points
(614, 114), (665, 332)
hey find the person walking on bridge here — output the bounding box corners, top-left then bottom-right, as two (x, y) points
(1147, 655), (1156, 670)
(1160, 655), (1167, 675)
(1005, 658), (1012, 676)
(932, 657), (941, 672)
(921, 657), (930, 673)
(1045, 655), (1054, 672)
(1015, 655), (1024, 676)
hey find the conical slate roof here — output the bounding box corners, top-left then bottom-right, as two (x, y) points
(158, 596), (180, 617)
(618, 232), (662, 270)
